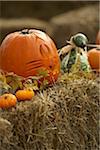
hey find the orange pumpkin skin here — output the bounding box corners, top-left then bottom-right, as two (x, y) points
(96, 31), (100, 45)
(0, 94), (17, 109)
(88, 48), (100, 72)
(15, 89), (34, 101)
(0, 29), (60, 83)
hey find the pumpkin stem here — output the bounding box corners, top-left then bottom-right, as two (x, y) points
(4, 96), (8, 99)
(21, 29), (29, 34)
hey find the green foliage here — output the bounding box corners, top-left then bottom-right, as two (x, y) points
(37, 68), (49, 78)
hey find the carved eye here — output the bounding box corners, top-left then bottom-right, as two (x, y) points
(40, 44), (51, 57)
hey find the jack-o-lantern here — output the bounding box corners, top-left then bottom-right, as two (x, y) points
(0, 29), (60, 83)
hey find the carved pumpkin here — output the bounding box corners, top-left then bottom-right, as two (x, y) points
(0, 93), (17, 109)
(0, 29), (60, 83)
(88, 48), (100, 72)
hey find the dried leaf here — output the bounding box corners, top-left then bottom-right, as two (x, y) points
(23, 79), (39, 91)
(40, 79), (49, 91)
(6, 73), (23, 93)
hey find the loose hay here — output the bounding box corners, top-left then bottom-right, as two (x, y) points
(0, 73), (99, 150)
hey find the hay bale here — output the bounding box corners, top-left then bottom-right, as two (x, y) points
(0, 117), (12, 150)
(0, 73), (99, 150)
(49, 4), (99, 48)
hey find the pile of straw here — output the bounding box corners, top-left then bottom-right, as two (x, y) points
(0, 72), (99, 150)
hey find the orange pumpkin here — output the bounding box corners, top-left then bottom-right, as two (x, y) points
(0, 29), (60, 84)
(96, 31), (100, 45)
(88, 48), (100, 72)
(15, 89), (34, 101)
(0, 93), (17, 109)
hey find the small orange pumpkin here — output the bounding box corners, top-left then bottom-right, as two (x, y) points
(15, 89), (34, 101)
(0, 93), (17, 109)
(0, 29), (60, 84)
(88, 48), (100, 72)
(96, 31), (100, 45)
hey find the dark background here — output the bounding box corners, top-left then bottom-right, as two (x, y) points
(0, 1), (97, 20)
(0, 1), (99, 48)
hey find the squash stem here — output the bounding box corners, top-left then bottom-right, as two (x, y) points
(87, 44), (100, 48)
